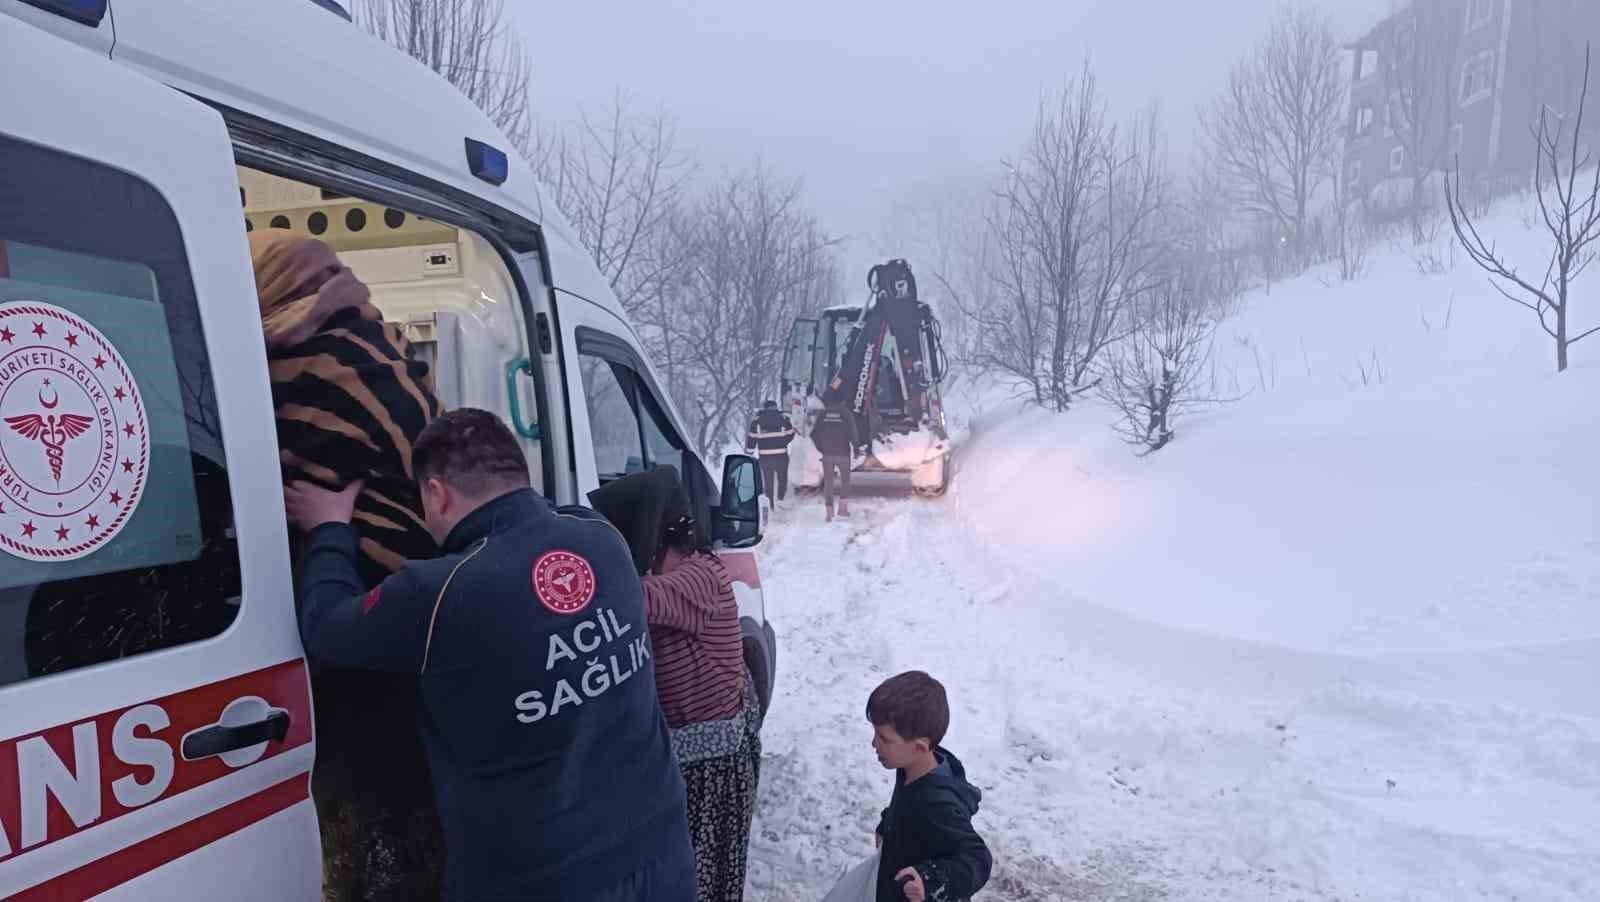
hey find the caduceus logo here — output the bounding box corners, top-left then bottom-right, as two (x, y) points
(0, 300), (150, 563)
(5, 380), (94, 484)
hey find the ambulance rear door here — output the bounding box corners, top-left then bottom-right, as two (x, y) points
(0, 15), (319, 900)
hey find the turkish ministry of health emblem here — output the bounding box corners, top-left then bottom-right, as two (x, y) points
(532, 550), (597, 615)
(0, 302), (149, 561)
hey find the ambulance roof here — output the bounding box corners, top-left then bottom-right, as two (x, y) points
(32, 0), (623, 323)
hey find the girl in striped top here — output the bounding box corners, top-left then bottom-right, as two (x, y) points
(590, 467), (762, 902)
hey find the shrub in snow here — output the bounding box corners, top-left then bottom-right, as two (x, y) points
(1099, 265), (1228, 454)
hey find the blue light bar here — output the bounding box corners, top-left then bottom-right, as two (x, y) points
(19, 0), (107, 26)
(465, 138), (509, 186)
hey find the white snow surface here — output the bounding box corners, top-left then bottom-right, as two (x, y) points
(744, 196), (1600, 900)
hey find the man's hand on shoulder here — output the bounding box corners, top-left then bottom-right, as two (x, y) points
(285, 479), (364, 531)
(895, 867), (925, 902)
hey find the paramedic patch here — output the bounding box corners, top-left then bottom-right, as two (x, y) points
(533, 549), (597, 614)
(0, 301), (149, 561)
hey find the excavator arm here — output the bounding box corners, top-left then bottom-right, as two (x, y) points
(822, 259), (945, 445)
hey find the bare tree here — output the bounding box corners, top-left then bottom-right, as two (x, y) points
(974, 67), (1167, 410)
(1202, 4), (1345, 266)
(1181, 154), (1255, 309)
(528, 93), (696, 397)
(1330, 166), (1371, 282)
(1446, 46), (1600, 372)
(1378, 0), (1462, 244)
(1099, 256), (1229, 454)
(530, 92), (695, 317)
(357, 0), (533, 149)
(662, 166), (841, 456)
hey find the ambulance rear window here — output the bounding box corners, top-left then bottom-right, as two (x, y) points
(0, 137), (240, 686)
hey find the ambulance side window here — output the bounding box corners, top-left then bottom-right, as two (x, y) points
(579, 355), (644, 481)
(638, 390), (686, 480)
(575, 329), (689, 483)
(0, 137), (240, 687)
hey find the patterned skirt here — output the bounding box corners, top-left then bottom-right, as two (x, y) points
(671, 679), (763, 902)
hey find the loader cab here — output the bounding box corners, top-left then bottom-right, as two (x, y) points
(781, 306), (937, 434)
(0, 4), (774, 897)
(780, 308), (870, 413)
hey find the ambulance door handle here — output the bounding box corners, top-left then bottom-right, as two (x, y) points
(181, 710), (291, 761)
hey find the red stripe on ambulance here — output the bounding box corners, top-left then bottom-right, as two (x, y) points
(0, 660), (311, 865)
(10, 774), (309, 902)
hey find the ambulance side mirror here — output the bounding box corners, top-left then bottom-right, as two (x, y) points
(715, 454), (763, 548)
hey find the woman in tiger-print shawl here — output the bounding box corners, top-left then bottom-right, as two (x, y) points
(251, 231), (445, 899)
(251, 231), (440, 582)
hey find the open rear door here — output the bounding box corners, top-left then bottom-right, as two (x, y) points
(0, 16), (319, 900)
(781, 318), (818, 415)
(780, 318), (819, 438)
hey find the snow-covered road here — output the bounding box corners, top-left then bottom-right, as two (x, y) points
(741, 487), (1600, 901)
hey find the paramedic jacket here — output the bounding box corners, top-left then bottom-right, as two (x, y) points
(744, 407), (796, 458)
(810, 406), (857, 459)
(297, 487), (690, 902)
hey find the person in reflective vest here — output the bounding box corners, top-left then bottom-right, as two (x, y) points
(284, 408), (693, 902)
(744, 400), (795, 505)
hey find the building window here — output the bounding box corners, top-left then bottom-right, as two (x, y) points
(1390, 145), (1407, 174)
(1465, 0), (1494, 32)
(1354, 48), (1379, 82)
(1354, 106), (1376, 139)
(1460, 51), (1495, 107)
(1385, 91), (1404, 137)
(1394, 20), (1416, 65)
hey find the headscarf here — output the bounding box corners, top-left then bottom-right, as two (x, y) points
(588, 466), (695, 576)
(249, 231), (381, 350)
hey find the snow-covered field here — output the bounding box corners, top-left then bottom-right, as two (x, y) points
(744, 196), (1600, 901)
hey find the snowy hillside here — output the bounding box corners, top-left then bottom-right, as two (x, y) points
(745, 194), (1600, 901)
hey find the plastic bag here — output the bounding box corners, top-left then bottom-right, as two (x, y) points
(821, 852), (879, 902)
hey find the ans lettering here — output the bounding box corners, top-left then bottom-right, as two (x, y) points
(0, 705), (176, 859)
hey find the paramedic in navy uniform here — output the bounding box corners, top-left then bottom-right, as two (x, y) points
(284, 408), (694, 902)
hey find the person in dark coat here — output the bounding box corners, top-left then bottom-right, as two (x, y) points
(866, 671), (991, 902)
(810, 400), (858, 521)
(284, 409), (694, 902)
(744, 400), (795, 505)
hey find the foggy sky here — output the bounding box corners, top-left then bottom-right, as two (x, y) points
(517, 0), (1393, 282)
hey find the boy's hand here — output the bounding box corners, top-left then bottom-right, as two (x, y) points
(284, 479), (363, 531)
(895, 867), (925, 902)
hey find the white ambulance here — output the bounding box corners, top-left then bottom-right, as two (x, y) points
(0, 1), (776, 897)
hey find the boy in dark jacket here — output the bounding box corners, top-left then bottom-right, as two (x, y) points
(867, 671), (991, 902)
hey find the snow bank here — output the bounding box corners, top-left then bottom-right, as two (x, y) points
(959, 200), (1600, 658)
